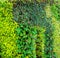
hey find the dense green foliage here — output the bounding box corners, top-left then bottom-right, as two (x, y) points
(45, 5), (57, 58)
(13, 1), (46, 26)
(51, 4), (60, 20)
(16, 23), (37, 58)
(0, 1), (18, 58)
(36, 26), (45, 58)
(15, 23), (45, 58)
(0, 0), (60, 58)
(13, 1), (46, 58)
(52, 17), (60, 58)
(44, 18), (55, 58)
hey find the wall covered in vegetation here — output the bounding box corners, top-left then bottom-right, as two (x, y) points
(0, 0), (60, 58)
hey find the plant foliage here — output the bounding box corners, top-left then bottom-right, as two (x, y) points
(16, 23), (37, 58)
(0, 1), (18, 58)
